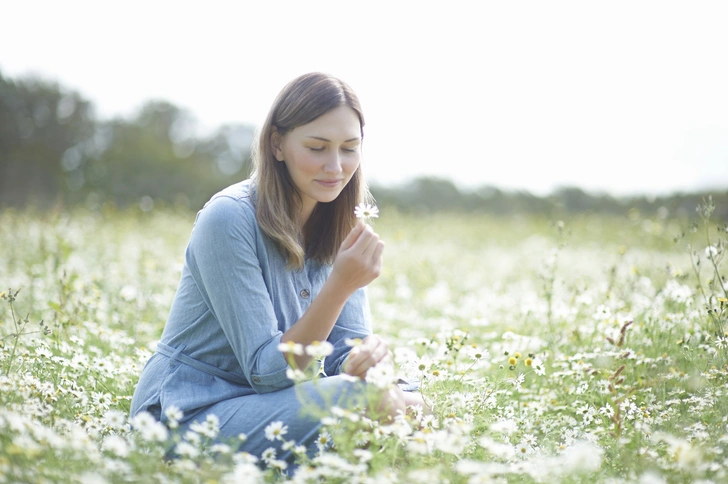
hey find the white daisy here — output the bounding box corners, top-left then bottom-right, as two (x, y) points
(264, 421), (288, 441)
(354, 202), (379, 220)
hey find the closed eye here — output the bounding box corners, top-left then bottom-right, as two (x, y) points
(308, 147), (325, 152)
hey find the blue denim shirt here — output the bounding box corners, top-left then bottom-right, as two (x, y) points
(130, 179), (372, 422)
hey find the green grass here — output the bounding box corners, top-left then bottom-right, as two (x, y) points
(1, 204), (726, 483)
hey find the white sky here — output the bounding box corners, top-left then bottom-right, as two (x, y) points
(2, 0), (727, 196)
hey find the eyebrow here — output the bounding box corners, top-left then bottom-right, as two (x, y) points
(305, 136), (361, 143)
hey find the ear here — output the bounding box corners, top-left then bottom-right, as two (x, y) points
(270, 129), (285, 162)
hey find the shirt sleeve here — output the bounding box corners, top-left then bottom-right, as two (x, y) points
(323, 287), (372, 377)
(187, 195), (291, 394)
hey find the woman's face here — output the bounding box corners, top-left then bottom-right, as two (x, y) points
(273, 105), (362, 221)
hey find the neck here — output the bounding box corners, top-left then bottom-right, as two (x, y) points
(298, 200), (317, 229)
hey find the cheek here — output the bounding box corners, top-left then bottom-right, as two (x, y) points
(343, 157), (360, 175)
(289, 152), (320, 174)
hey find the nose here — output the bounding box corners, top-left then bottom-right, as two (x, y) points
(322, 151), (343, 175)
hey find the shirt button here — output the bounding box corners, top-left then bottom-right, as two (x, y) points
(252, 377), (260, 383)
(300, 289), (310, 299)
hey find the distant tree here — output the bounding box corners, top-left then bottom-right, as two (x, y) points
(0, 70), (95, 207)
(79, 103), (255, 209)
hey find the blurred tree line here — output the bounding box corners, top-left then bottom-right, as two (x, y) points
(374, 179), (728, 220)
(1, 70), (726, 219)
(0, 70), (254, 211)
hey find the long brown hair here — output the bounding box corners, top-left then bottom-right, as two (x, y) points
(251, 72), (373, 269)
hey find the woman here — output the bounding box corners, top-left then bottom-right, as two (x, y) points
(130, 72), (422, 463)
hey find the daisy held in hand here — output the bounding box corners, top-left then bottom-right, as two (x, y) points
(355, 202), (379, 221)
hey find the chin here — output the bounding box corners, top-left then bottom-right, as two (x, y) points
(318, 195), (341, 204)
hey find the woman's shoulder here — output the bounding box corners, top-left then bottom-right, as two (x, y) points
(204, 179), (257, 209)
(193, 179), (259, 233)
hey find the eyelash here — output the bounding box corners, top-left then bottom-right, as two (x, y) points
(308, 147), (357, 153)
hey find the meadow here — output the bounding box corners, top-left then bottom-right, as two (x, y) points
(1, 200), (727, 483)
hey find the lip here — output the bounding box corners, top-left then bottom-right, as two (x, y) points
(315, 179), (342, 188)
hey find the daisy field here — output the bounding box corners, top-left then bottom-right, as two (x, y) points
(1, 198), (727, 483)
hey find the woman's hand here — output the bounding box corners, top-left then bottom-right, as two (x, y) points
(330, 220), (384, 294)
(343, 334), (392, 379)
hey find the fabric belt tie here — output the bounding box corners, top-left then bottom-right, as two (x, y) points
(155, 342), (249, 386)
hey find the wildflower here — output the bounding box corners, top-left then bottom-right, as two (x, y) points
(103, 410), (126, 430)
(185, 430), (201, 446)
(489, 419), (517, 435)
(532, 357), (546, 376)
(345, 338), (363, 347)
(522, 433), (537, 446)
(286, 368), (307, 383)
(78, 472), (109, 484)
(407, 431), (433, 454)
(516, 441), (534, 457)
(365, 362), (396, 389)
(478, 436), (516, 459)
(652, 433), (702, 469)
(305, 340), (334, 358)
(354, 202), (379, 220)
(264, 421), (288, 441)
(34, 346), (52, 358)
(294, 444), (307, 455)
(102, 434), (130, 457)
(281, 439), (296, 451)
(189, 414), (220, 439)
(120, 285), (138, 301)
(233, 451), (258, 465)
(268, 459), (288, 471)
(278, 340), (304, 356)
(261, 447), (277, 463)
(421, 414), (440, 430)
(131, 411), (169, 442)
(164, 405), (183, 428)
(316, 431), (332, 452)
(353, 448), (373, 463)
(223, 462), (263, 484)
(175, 441), (200, 459)
(211, 443), (232, 454)
(467, 346), (490, 361)
(92, 392), (113, 409)
(509, 373), (525, 390)
(508, 357), (517, 366)
(559, 440), (604, 473)
(716, 337), (728, 350)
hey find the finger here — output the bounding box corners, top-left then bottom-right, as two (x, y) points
(361, 232), (381, 259)
(345, 347), (374, 377)
(341, 220), (366, 251)
(372, 240), (385, 259)
(359, 335), (380, 351)
(367, 238), (384, 263)
(348, 339), (387, 376)
(343, 347), (359, 374)
(350, 225), (375, 253)
(369, 344), (389, 366)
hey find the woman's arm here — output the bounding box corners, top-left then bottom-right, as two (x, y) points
(281, 220), (384, 370)
(190, 197), (383, 391)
